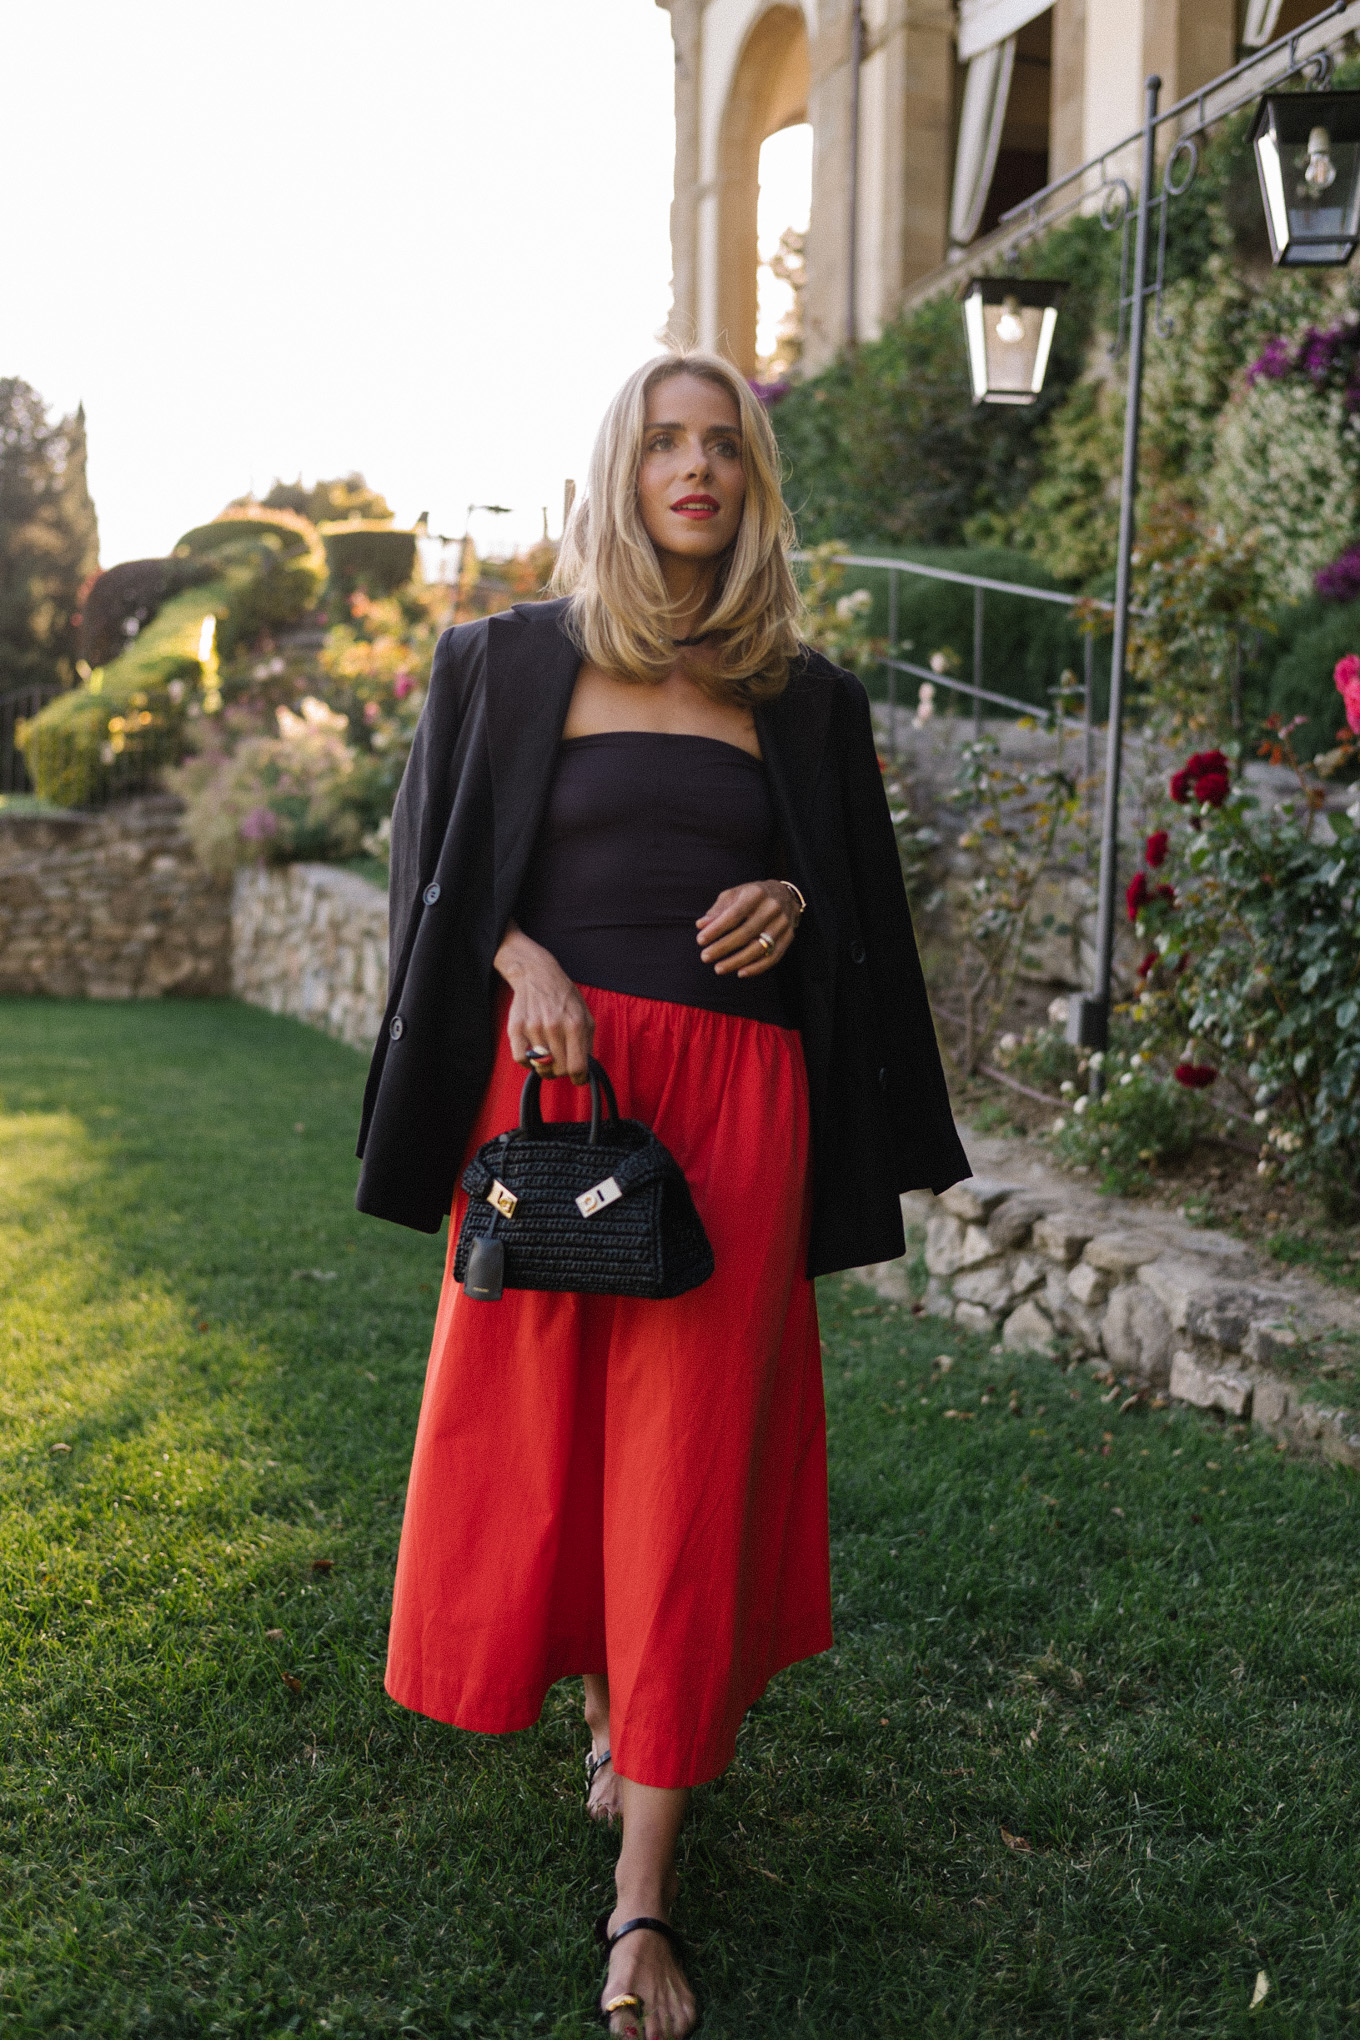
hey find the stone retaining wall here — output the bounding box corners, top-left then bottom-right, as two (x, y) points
(230, 863), (387, 1052)
(0, 796), (230, 999)
(858, 1179), (1360, 1470)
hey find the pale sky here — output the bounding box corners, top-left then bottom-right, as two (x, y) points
(4, 3), (817, 574)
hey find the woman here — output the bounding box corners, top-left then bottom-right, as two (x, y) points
(356, 350), (968, 2038)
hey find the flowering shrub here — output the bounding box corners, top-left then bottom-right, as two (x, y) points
(798, 542), (883, 675)
(934, 725), (1085, 1075)
(1048, 1048), (1213, 1195)
(1128, 729), (1360, 1213)
(1210, 322), (1360, 603)
(169, 699), (368, 878)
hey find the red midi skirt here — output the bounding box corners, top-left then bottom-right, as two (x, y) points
(384, 985), (833, 1788)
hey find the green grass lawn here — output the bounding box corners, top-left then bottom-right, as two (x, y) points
(2, 999), (1358, 2040)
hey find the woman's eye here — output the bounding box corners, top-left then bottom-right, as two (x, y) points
(713, 439), (740, 459)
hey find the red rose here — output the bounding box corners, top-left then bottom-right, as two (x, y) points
(1195, 769), (1230, 808)
(1186, 749), (1227, 776)
(1126, 871), (1149, 921)
(1155, 882), (1177, 907)
(1145, 829), (1168, 867)
(1170, 766), (1194, 803)
(1173, 1062), (1217, 1089)
(1136, 949), (1159, 977)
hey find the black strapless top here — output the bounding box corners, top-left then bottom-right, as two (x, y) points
(514, 731), (791, 1026)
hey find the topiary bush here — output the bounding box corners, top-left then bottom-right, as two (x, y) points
(319, 524), (417, 611)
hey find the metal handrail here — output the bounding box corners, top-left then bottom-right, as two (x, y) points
(792, 545), (1105, 764)
(793, 546), (1100, 609)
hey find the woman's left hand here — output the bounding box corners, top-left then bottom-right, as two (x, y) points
(697, 880), (802, 977)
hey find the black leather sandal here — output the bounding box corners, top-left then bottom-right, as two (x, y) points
(597, 1916), (699, 2032)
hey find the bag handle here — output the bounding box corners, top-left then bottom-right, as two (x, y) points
(518, 1054), (620, 1147)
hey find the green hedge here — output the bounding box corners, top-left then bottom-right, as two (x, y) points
(22, 512), (327, 807)
(22, 582), (229, 806)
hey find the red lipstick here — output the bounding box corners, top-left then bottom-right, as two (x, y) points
(671, 493), (719, 518)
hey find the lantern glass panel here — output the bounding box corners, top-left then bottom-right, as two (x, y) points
(962, 280), (1065, 406)
(1252, 92), (1360, 267)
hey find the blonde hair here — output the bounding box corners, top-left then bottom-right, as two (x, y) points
(551, 350), (802, 702)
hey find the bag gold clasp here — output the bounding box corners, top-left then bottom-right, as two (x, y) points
(487, 1179), (518, 1219)
(576, 1176), (622, 1218)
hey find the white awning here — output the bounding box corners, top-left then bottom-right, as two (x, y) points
(1242, 0), (1284, 46)
(958, 0), (1051, 63)
(949, 38), (1017, 247)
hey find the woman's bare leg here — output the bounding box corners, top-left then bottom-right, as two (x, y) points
(583, 1674), (623, 1822)
(602, 1778), (696, 2040)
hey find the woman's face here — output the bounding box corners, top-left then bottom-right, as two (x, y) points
(637, 373), (746, 568)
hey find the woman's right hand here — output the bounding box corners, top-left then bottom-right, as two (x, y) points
(493, 922), (595, 1083)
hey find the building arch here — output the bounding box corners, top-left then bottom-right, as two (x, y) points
(714, 5), (810, 376)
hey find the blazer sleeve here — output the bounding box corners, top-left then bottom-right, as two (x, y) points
(386, 621), (480, 985)
(835, 672), (970, 1192)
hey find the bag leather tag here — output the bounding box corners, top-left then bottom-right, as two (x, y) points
(464, 1236), (505, 1302)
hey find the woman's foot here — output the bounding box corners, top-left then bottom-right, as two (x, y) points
(583, 1674), (623, 1824)
(587, 1740), (623, 1824)
(601, 1901), (695, 2040)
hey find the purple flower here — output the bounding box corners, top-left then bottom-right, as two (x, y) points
(1316, 545), (1360, 604)
(240, 804), (279, 842)
(1246, 335), (1293, 385)
(749, 378), (791, 407)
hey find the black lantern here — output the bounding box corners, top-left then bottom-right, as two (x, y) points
(962, 278), (1067, 406)
(1251, 90), (1360, 267)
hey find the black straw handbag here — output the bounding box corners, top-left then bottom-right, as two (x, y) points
(452, 1057), (715, 1303)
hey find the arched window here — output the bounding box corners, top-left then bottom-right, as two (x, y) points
(756, 123), (812, 380)
(716, 5), (810, 375)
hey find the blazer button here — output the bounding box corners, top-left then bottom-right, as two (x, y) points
(850, 940), (867, 964)
(389, 1015), (404, 1041)
(422, 881), (441, 906)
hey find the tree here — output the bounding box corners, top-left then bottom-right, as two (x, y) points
(0, 381), (100, 693)
(256, 474), (393, 526)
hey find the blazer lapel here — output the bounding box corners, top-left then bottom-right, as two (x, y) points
(485, 598), (581, 940)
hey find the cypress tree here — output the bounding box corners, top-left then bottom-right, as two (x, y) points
(0, 379), (100, 695)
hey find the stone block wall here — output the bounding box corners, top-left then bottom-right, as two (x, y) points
(0, 796), (230, 999)
(858, 1178), (1360, 1469)
(231, 863), (387, 1052)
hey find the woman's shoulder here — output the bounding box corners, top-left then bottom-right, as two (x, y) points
(788, 643), (873, 730)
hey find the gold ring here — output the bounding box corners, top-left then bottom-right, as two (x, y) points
(604, 1995), (644, 2014)
(757, 931), (775, 955)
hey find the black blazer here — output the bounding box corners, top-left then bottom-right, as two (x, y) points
(355, 597), (969, 1275)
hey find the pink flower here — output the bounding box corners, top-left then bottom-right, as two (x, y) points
(393, 671), (415, 701)
(1336, 653), (1360, 733)
(1174, 1062), (1217, 1090)
(1126, 871), (1149, 922)
(240, 804), (279, 842)
(363, 700), (380, 724)
(1145, 829), (1168, 868)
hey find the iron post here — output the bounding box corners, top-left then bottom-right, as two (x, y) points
(1074, 74), (1161, 1092)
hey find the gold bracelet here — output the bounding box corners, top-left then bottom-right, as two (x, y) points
(780, 880), (807, 917)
